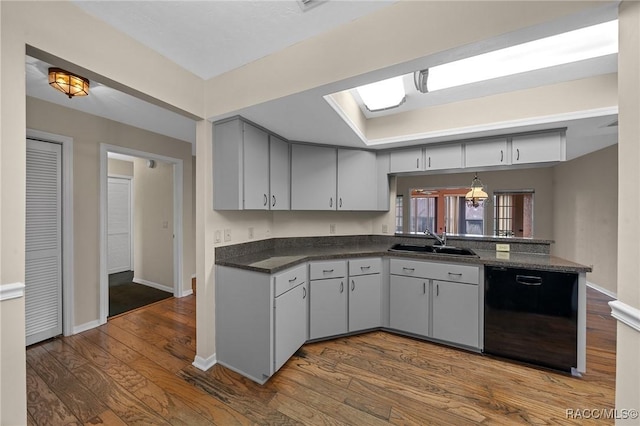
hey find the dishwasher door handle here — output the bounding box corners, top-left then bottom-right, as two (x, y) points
(516, 275), (543, 286)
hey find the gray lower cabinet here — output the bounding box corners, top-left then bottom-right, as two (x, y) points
(432, 280), (479, 348)
(348, 258), (382, 332)
(309, 277), (347, 339)
(274, 281), (307, 371)
(309, 260), (348, 339)
(389, 258), (480, 349)
(389, 275), (429, 336)
(215, 264), (307, 384)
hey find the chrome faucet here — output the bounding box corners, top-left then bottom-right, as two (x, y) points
(424, 227), (446, 246)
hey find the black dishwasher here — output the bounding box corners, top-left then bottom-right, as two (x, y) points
(484, 266), (578, 372)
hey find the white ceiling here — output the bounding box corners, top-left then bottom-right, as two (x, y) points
(26, 1), (619, 159)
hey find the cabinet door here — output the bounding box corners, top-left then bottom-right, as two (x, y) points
(349, 274), (382, 332)
(465, 139), (508, 168)
(425, 144), (462, 170)
(291, 144), (337, 210)
(243, 123), (270, 210)
(337, 149), (377, 211)
(269, 135), (290, 210)
(432, 280), (479, 348)
(309, 278), (347, 339)
(274, 283), (308, 372)
(389, 275), (429, 336)
(389, 148), (423, 173)
(512, 132), (565, 165)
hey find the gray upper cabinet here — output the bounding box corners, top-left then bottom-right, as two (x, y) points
(465, 138), (508, 168)
(243, 123), (270, 209)
(389, 147), (423, 173)
(424, 144), (463, 171)
(213, 118), (289, 210)
(511, 132), (566, 165)
(337, 149), (377, 211)
(269, 135), (290, 210)
(291, 144), (337, 210)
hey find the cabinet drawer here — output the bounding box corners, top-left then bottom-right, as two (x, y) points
(349, 258), (382, 276)
(390, 259), (431, 278)
(422, 261), (479, 284)
(274, 264), (307, 297)
(310, 260), (346, 280)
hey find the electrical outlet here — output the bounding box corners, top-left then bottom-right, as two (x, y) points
(381, 224), (389, 234)
(248, 227), (254, 239)
(496, 243), (510, 252)
(224, 228), (232, 242)
(329, 224), (336, 234)
(214, 230), (222, 244)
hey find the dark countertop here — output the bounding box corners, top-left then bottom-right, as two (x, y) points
(215, 240), (591, 275)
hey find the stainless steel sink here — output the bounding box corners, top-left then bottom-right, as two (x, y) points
(388, 243), (478, 257)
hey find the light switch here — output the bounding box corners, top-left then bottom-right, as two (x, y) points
(215, 230), (222, 243)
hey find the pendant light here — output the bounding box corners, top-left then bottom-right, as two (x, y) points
(465, 173), (488, 207)
(48, 68), (90, 99)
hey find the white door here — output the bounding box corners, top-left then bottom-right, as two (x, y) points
(25, 139), (62, 345)
(107, 177), (132, 273)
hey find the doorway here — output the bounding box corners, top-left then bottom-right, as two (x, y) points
(100, 145), (184, 323)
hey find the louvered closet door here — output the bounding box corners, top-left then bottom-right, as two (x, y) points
(25, 139), (62, 346)
(107, 177), (132, 273)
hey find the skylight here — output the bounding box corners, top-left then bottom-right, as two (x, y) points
(427, 20), (618, 91)
(355, 76), (405, 111)
(355, 20), (618, 112)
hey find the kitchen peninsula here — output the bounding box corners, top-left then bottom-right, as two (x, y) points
(215, 235), (590, 384)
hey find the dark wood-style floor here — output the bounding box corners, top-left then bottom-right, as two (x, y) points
(26, 287), (616, 425)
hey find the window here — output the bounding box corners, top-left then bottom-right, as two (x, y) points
(409, 188), (484, 235)
(494, 191), (534, 237)
(395, 196), (403, 233)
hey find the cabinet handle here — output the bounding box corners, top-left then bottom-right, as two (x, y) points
(340, 281), (344, 293)
(263, 194), (268, 206)
(423, 282), (426, 294)
(339, 198), (342, 208)
(500, 150), (504, 162)
(428, 156), (431, 168)
(436, 283), (439, 296)
(403, 267), (415, 272)
(516, 148), (520, 161)
(330, 197), (333, 208)
(272, 195), (276, 207)
(351, 280), (355, 291)
(416, 158), (419, 168)
(288, 276), (297, 283)
(360, 266), (371, 270)
(302, 287), (307, 299)
(323, 269), (334, 273)
(448, 272), (463, 277)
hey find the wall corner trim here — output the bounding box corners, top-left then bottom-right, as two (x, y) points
(0, 282), (26, 301)
(73, 319), (102, 335)
(193, 354), (217, 371)
(609, 300), (640, 333)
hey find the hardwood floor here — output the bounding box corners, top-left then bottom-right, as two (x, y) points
(26, 287), (616, 425)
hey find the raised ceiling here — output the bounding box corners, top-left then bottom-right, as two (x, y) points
(26, 1), (619, 159)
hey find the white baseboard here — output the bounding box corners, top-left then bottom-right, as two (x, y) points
(73, 319), (102, 335)
(192, 353), (216, 371)
(609, 300), (640, 333)
(586, 281), (617, 299)
(0, 282), (25, 301)
(133, 277), (173, 293)
(181, 289), (193, 297)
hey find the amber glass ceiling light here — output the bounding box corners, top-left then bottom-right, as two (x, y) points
(48, 68), (90, 98)
(465, 173), (488, 208)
